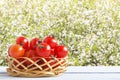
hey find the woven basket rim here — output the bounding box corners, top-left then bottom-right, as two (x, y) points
(7, 55), (68, 59)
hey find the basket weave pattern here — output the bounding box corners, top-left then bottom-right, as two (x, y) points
(7, 56), (68, 77)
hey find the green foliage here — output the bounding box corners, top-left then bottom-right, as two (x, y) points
(0, 0), (120, 66)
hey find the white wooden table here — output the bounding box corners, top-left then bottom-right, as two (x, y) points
(1, 66), (120, 80)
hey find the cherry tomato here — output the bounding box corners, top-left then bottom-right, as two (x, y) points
(51, 60), (60, 69)
(37, 57), (57, 70)
(8, 44), (25, 58)
(16, 36), (29, 49)
(37, 57), (50, 70)
(36, 43), (51, 57)
(24, 50), (37, 65)
(30, 38), (40, 50)
(13, 58), (26, 69)
(43, 35), (58, 49)
(24, 50), (37, 58)
(54, 45), (68, 58)
(44, 58), (60, 69)
(50, 49), (55, 56)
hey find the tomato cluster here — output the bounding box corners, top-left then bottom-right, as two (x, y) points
(8, 36), (68, 59)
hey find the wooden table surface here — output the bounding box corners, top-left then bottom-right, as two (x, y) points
(1, 66), (120, 80)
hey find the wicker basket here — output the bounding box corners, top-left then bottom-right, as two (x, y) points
(6, 56), (68, 77)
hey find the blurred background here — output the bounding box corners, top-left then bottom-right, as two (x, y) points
(0, 0), (120, 66)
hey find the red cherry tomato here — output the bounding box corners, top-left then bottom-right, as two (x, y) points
(37, 57), (58, 70)
(54, 45), (68, 58)
(36, 43), (51, 57)
(50, 49), (55, 56)
(24, 50), (37, 58)
(8, 44), (25, 58)
(51, 59), (61, 69)
(16, 36), (29, 49)
(13, 58), (26, 69)
(30, 38), (40, 50)
(43, 36), (58, 49)
(43, 58), (60, 69)
(37, 57), (51, 70)
(24, 50), (37, 65)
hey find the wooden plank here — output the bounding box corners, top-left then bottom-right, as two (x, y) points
(67, 66), (120, 73)
(0, 66), (120, 80)
(1, 72), (120, 80)
(1, 66), (120, 73)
